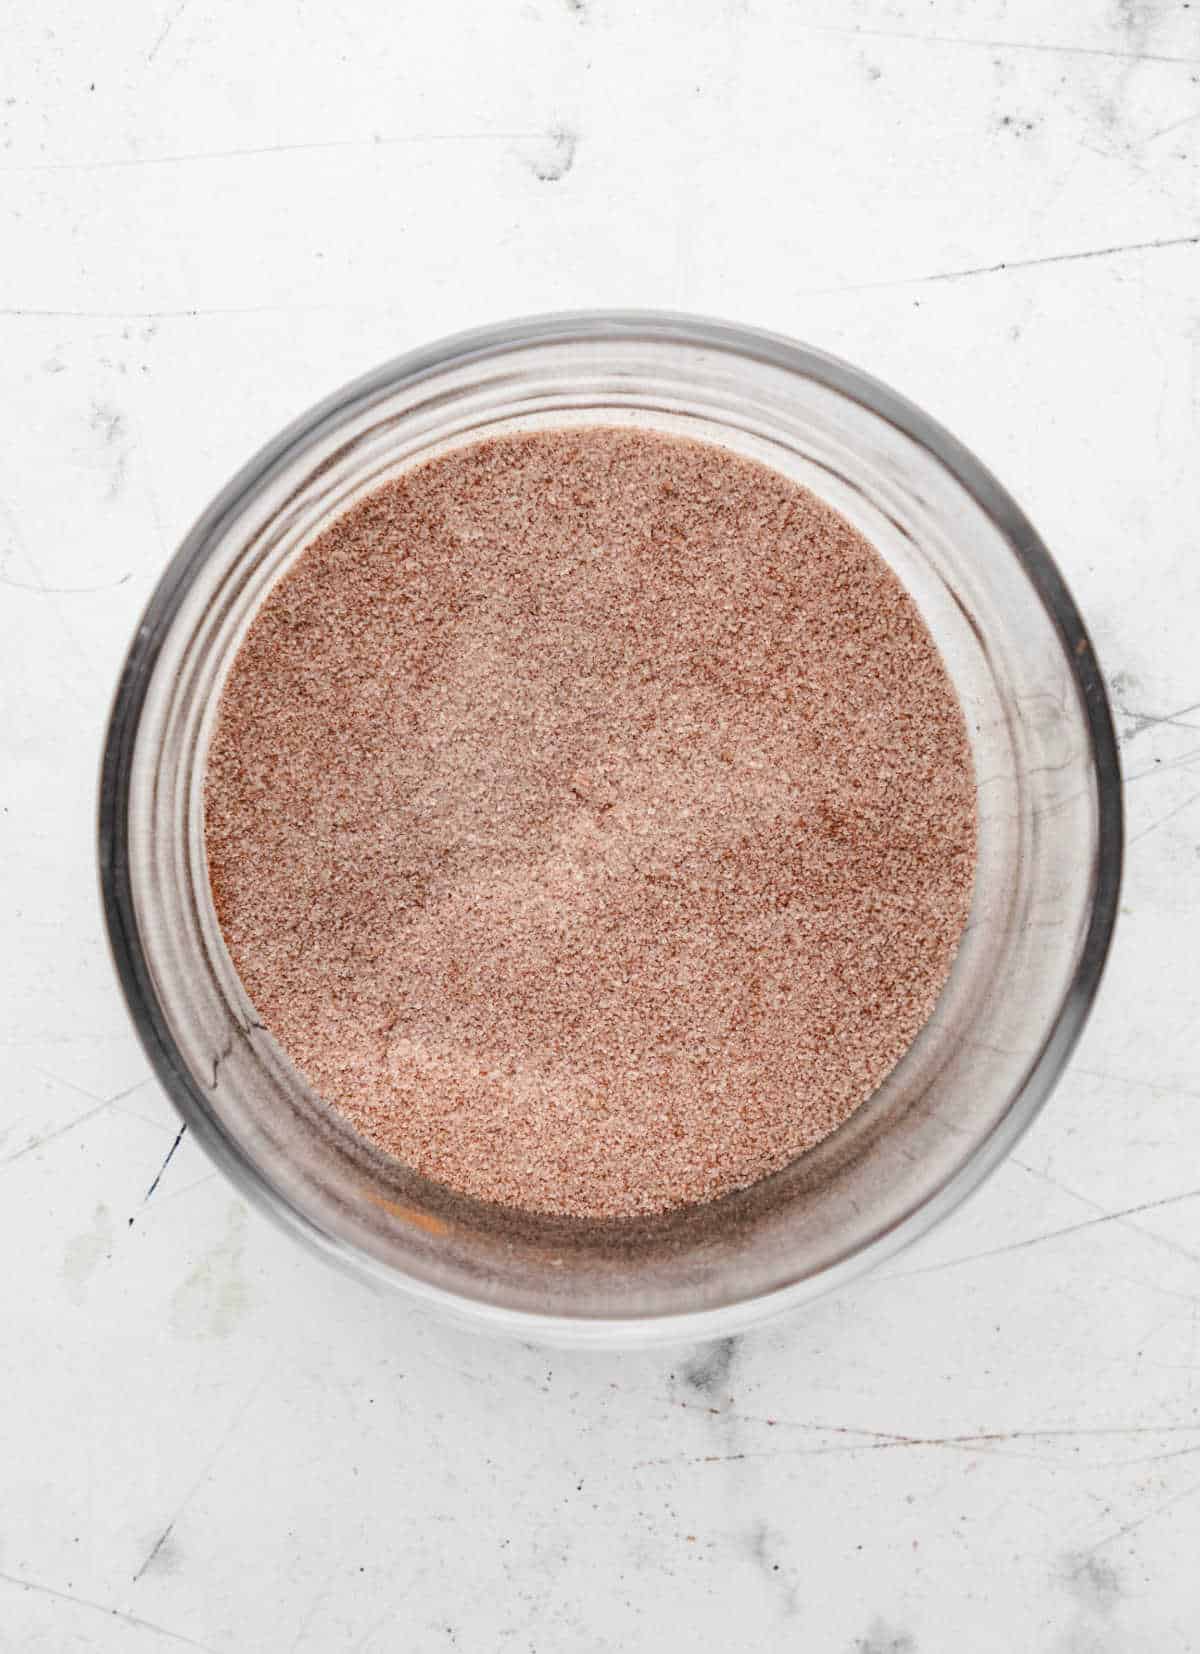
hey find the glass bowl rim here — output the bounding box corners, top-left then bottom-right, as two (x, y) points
(97, 308), (1124, 1343)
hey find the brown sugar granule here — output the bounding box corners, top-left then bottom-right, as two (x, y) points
(205, 428), (977, 1219)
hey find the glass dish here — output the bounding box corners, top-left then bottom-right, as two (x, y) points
(98, 312), (1122, 1345)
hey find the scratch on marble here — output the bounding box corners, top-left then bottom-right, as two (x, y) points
(1011, 1154), (1200, 1268)
(814, 233), (1200, 295)
(0, 1568), (218, 1652)
(0, 1032), (131, 1047)
(0, 570), (131, 593)
(1012, 1065), (1200, 1100)
(794, 21), (1200, 68)
(129, 1122), (188, 1226)
(286, 1576), (342, 1653)
(671, 1409), (1200, 1444)
(0, 496), (97, 677)
(1124, 743), (1200, 784)
(148, 1171), (218, 1211)
(133, 1524), (177, 1584)
(0, 303), (309, 321)
(638, 1431), (1023, 1467)
(1, 130), (546, 175)
(1109, 1440), (1200, 1470)
(1084, 1476), (1200, 1557)
(1117, 696), (1200, 738)
(3, 1101), (111, 1169)
(147, 0), (192, 61)
(349, 1582), (422, 1654)
(133, 1360), (274, 1585)
(1147, 108), (1200, 142)
(884, 1187), (1200, 1279)
(31, 1069), (151, 1109)
(637, 1420), (1200, 1472)
(1125, 786), (1200, 847)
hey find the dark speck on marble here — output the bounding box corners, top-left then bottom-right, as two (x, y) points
(681, 1335), (738, 1397)
(142, 1532), (182, 1577)
(1109, 668), (1140, 697)
(1111, 0), (1163, 37)
(744, 1520), (799, 1618)
(89, 400), (129, 498)
(527, 124), (577, 182)
(1062, 1552), (1123, 1616)
(852, 1620), (917, 1654)
(90, 400), (126, 448)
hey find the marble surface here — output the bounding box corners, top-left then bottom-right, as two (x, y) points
(3, 0), (1200, 1647)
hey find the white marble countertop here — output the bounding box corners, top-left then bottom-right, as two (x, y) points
(4, 0), (1199, 1647)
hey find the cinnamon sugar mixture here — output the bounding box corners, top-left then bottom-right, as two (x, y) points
(205, 429), (976, 1219)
